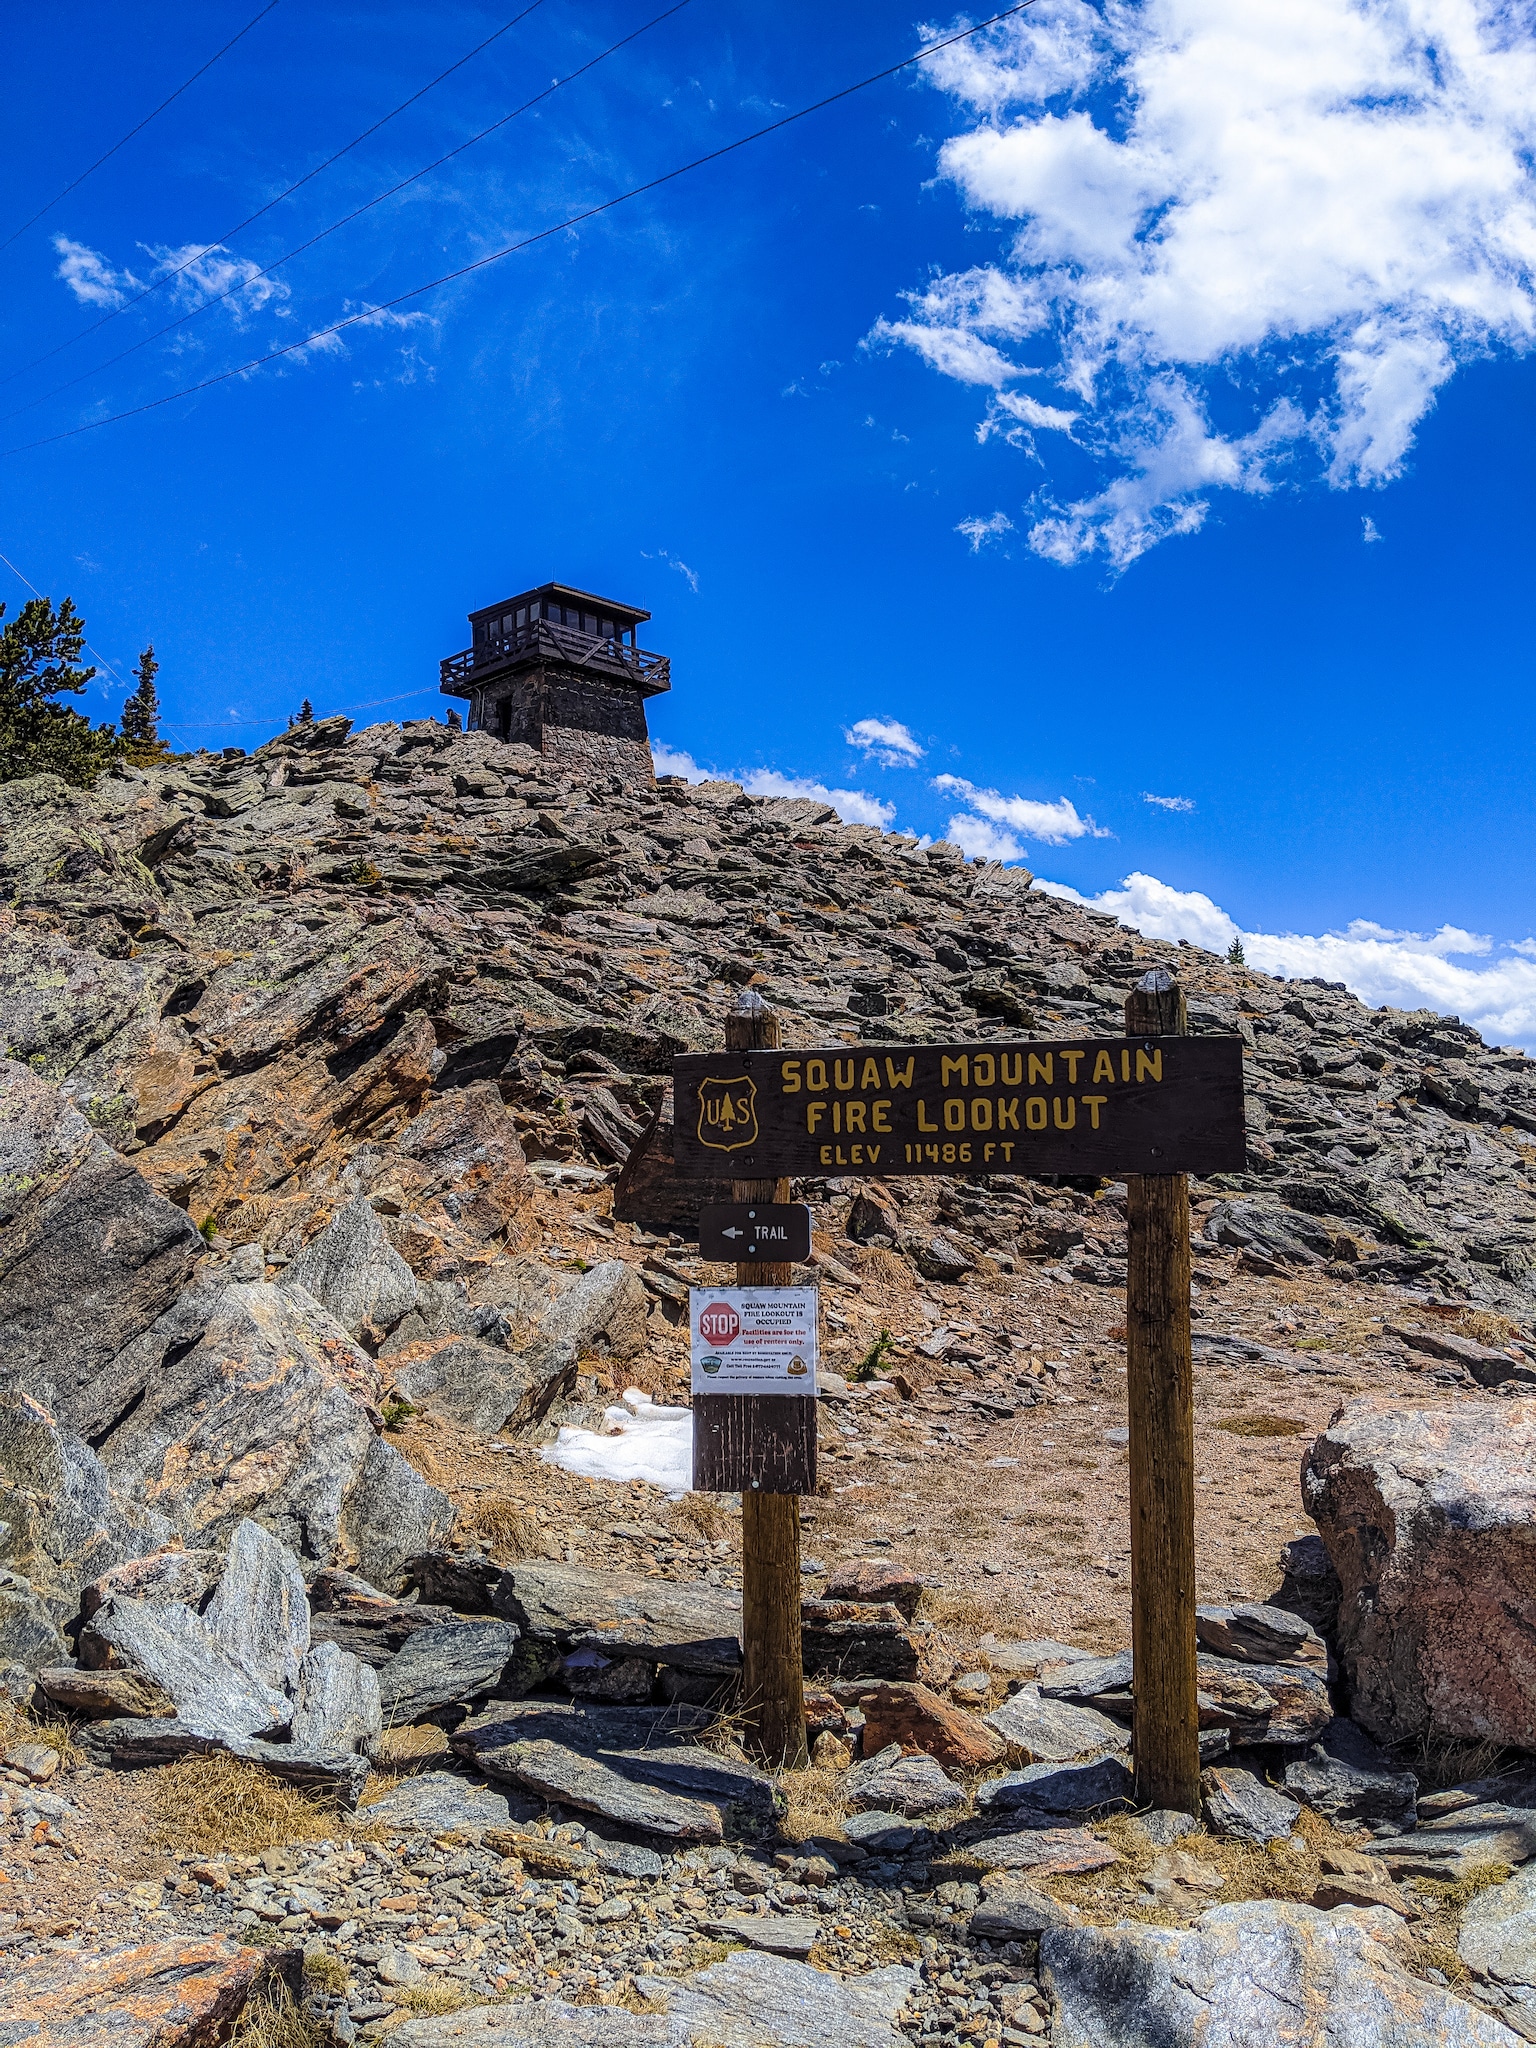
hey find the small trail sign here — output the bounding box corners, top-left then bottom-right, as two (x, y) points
(699, 1201), (812, 1264)
(673, 1035), (1245, 1180)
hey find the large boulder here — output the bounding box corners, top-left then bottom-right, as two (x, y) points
(0, 1935), (272, 2048)
(0, 1387), (171, 1693)
(1460, 1862), (1536, 2039)
(59, 1278), (452, 1576)
(0, 1058), (203, 1391)
(1042, 1898), (1521, 2046)
(283, 1192), (418, 1339)
(1303, 1398), (1536, 1746)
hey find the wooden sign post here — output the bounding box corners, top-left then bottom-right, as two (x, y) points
(675, 971), (1238, 1806)
(694, 992), (809, 1770)
(1123, 968), (1200, 1814)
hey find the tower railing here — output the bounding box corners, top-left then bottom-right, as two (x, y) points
(440, 618), (670, 695)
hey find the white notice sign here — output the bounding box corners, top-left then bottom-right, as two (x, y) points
(689, 1286), (819, 1397)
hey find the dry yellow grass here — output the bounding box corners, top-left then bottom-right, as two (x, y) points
(150, 1753), (382, 1855)
(466, 1496), (544, 1560)
(675, 1491), (731, 1543)
(392, 1981), (475, 2016)
(1214, 1413), (1307, 1438)
(0, 1699), (80, 1770)
(776, 1764), (851, 1843)
(230, 1990), (330, 2048)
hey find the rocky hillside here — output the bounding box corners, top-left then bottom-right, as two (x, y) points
(4, 712), (1536, 2046)
(3, 709), (1533, 1303)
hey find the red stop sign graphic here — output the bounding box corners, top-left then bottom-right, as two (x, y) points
(698, 1301), (741, 1345)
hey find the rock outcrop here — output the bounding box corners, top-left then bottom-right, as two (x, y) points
(1304, 1398), (1536, 1745)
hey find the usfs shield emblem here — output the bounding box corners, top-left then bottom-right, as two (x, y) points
(696, 1074), (759, 1153)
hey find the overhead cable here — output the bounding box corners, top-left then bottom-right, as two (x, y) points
(2, 0), (1039, 461)
(0, 2), (281, 255)
(1, 0), (693, 428)
(1, 0), (551, 386)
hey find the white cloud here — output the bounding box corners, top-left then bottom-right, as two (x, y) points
(741, 769), (896, 829)
(144, 241), (290, 324)
(650, 743), (708, 780)
(846, 717), (925, 766)
(934, 772), (1107, 846)
(1144, 791), (1195, 812)
(956, 511), (1016, 551)
(1036, 870), (1536, 1051)
(1362, 515), (1384, 543)
(53, 236), (141, 308)
(888, 0), (1536, 566)
(947, 814), (1029, 862)
(641, 549), (700, 594)
(650, 743), (896, 827)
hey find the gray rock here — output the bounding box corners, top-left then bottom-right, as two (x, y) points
(977, 1754), (1135, 1816)
(980, 1636), (1096, 1677)
(842, 1809), (925, 1855)
(1284, 1718), (1419, 1832)
(386, 1951), (918, 2048)
(1303, 1398), (1536, 1748)
(338, 1429), (456, 1595)
(1375, 1805), (1536, 1880)
(283, 1193), (418, 1338)
(493, 1560), (742, 1673)
(984, 1684), (1130, 1761)
(473, 1736), (725, 1840)
(1134, 1809), (1203, 1847)
(388, 1336), (565, 1438)
(34, 1663), (175, 1719)
(85, 1596), (293, 1740)
(707, 1914), (820, 1958)
(1273, 1531), (1343, 1640)
(378, 1947), (426, 1988)
(1044, 1898), (1522, 2046)
(203, 1518), (310, 1694)
(358, 1769), (513, 1835)
(103, 1717), (369, 1806)
(64, 1278), (454, 1581)
(590, 1836), (665, 1879)
(964, 1826), (1120, 1876)
(0, 1059), (203, 1394)
(1196, 1601), (1327, 1667)
(969, 1879), (1082, 1939)
(908, 1235), (974, 1283)
(1460, 1861), (1536, 2039)
(643, 1951), (919, 2048)
(0, 1386), (170, 1690)
(82, 1547), (221, 1617)
(1198, 1655), (1334, 1748)
(844, 1747), (966, 1816)
(290, 1641), (382, 1751)
(1038, 1652), (1134, 1703)
(377, 1621), (521, 1722)
(1202, 1764), (1301, 1843)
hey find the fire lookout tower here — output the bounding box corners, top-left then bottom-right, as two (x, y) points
(439, 581), (669, 784)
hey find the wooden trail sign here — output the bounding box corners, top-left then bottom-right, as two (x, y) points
(672, 1034), (1245, 1181)
(692, 992), (810, 1772)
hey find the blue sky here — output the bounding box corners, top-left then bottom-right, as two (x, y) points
(4, 1), (1534, 1043)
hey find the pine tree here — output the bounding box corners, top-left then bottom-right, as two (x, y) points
(289, 697), (315, 729)
(0, 595), (119, 788)
(121, 645), (169, 764)
(1227, 936), (1246, 966)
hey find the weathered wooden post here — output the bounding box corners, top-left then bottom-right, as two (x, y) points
(1123, 966), (1201, 1814)
(694, 991), (809, 1770)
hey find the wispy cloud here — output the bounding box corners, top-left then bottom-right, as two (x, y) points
(1037, 869), (1536, 1051)
(1362, 516), (1384, 543)
(641, 549), (699, 594)
(53, 236), (140, 309)
(955, 511), (1016, 552)
(846, 716), (925, 767)
(1143, 792), (1194, 813)
(935, 772), (1107, 848)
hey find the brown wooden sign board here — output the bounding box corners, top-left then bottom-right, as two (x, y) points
(698, 1202), (812, 1265)
(673, 1035), (1246, 1180)
(692, 1391), (817, 1495)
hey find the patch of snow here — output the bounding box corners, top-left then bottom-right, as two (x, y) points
(539, 1388), (693, 1497)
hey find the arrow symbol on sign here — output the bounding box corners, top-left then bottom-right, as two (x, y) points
(721, 1227), (745, 1240)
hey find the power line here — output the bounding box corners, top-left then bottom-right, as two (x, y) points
(2, 2), (1039, 463)
(1, 0), (693, 430)
(0, 3), (281, 256)
(1, 0), (551, 389)
(0, 546), (131, 688)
